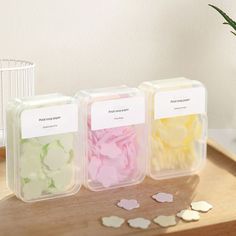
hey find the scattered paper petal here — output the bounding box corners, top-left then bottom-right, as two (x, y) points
(191, 201), (213, 212)
(152, 192), (173, 203)
(128, 218), (151, 229)
(117, 199), (140, 211)
(177, 209), (200, 222)
(153, 215), (177, 227)
(102, 216), (125, 228)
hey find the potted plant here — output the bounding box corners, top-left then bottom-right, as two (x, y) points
(208, 4), (236, 160)
(209, 4), (236, 36)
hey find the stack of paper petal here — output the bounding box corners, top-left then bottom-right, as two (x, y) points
(151, 114), (203, 171)
(20, 133), (75, 200)
(87, 124), (140, 188)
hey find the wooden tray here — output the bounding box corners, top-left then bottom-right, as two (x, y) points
(0, 145), (236, 236)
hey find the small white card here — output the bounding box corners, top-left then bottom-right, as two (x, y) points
(154, 87), (206, 119)
(21, 104), (78, 139)
(91, 96), (145, 130)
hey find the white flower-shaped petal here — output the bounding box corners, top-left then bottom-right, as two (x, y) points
(191, 201), (213, 212)
(153, 215), (177, 227)
(177, 209), (200, 222)
(102, 216), (125, 228)
(128, 218), (151, 229)
(117, 199), (140, 211)
(152, 192), (173, 203)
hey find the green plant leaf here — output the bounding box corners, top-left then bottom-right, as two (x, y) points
(209, 4), (236, 33)
(231, 31), (236, 36)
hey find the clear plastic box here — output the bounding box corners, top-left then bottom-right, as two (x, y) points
(6, 94), (81, 202)
(139, 78), (207, 179)
(76, 86), (147, 191)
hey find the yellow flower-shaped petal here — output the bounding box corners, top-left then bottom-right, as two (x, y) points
(153, 215), (177, 227)
(102, 216), (125, 228)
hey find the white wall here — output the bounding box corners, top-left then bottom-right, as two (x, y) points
(0, 0), (236, 128)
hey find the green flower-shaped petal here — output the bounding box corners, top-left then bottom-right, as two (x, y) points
(22, 179), (45, 200)
(43, 144), (69, 170)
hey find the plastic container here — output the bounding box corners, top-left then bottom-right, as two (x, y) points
(6, 94), (81, 202)
(76, 86), (147, 191)
(139, 78), (207, 179)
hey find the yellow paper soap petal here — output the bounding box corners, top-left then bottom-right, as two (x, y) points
(153, 215), (177, 227)
(158, 123), (188, 148)
(151, 114), (202, 172)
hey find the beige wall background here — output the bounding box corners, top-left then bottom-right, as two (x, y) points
(0, 0), (235, 128)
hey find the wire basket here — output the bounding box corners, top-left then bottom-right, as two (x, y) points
(0, 59), (35, 147)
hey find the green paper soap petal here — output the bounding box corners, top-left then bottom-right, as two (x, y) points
(68, 150), (74, 163)
(43, 146), (69, 170)
(21, 140), (42, 157)
(56, 134), (74, 152)
(20, 133), (75, 200)
(37, 136), (58, 145)
(51, 165), (74, 191)
(37, 133), (74, 148)
(20, 155), (42, 178)
(22, 179), (44, 200)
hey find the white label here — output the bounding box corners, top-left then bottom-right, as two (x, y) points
(154, 87), (206, 119)
(91, 96), (145, 130)
(21, 104), (78, 139)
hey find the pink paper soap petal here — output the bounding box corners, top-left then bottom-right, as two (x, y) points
(97, 165), (119, 187)
(152, 192), (173, 203)
(88, 157), (102, 180)
(100, 142), (122, 159)
(117, 199), (140, 210)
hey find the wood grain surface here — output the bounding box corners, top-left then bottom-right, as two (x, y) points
(0, 146), (236, 236)
(208, 138), (236, 162)
(0, 147), (5, 161)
